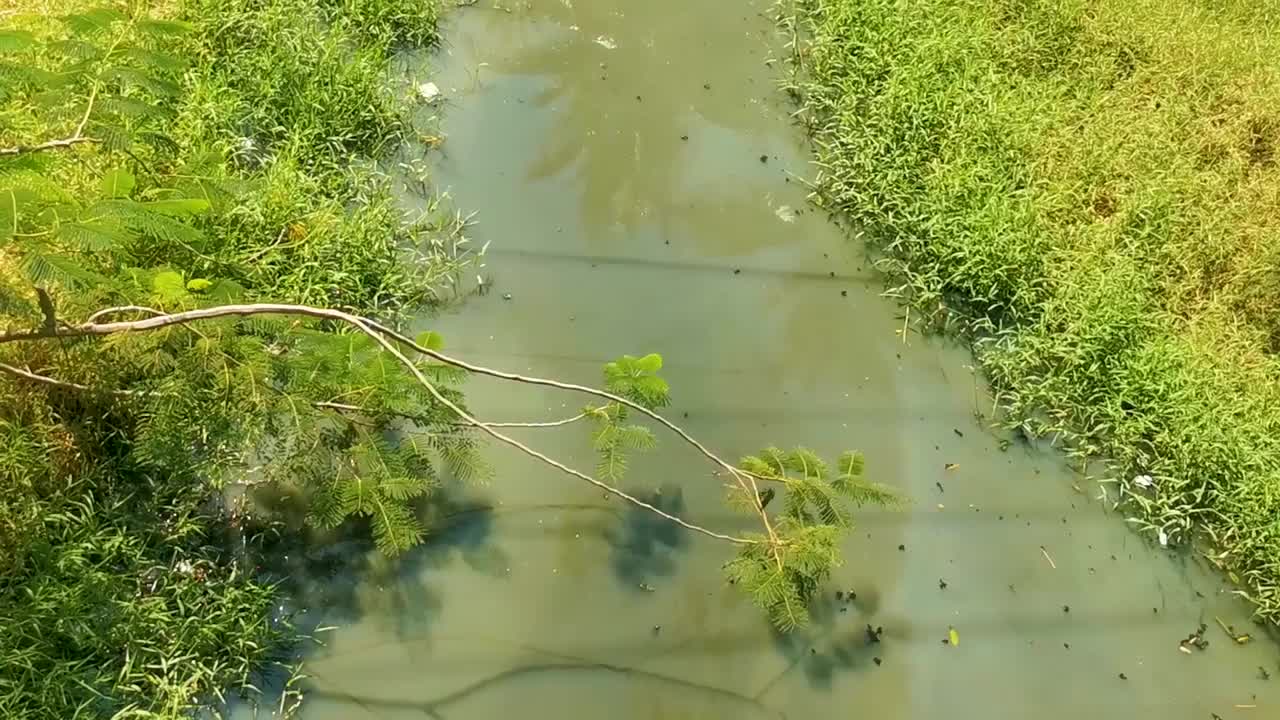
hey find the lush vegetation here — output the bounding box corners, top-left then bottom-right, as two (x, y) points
(782, 0), (1280, 623)
(1, 1), (892, 716)
(0, 0), (462, 716)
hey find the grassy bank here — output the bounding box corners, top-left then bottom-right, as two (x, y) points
(784, 0), (1280, 623)
(0, 0), (450, 716)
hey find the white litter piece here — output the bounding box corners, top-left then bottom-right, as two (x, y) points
(775, 204), (797, 223)
(594, 35), (617, 49)
(1158, 529), (1169, 547)
(417, 81), (443, 104)
(1133, 474), (1155, 489)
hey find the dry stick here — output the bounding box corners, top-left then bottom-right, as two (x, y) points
(0, 303), (753, 546)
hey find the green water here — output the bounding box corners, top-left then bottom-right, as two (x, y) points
(263, 1), (1280, 717)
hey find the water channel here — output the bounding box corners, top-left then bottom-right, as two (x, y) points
(253, 1), (1280, 717)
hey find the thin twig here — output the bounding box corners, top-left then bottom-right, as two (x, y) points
(0, 303), (753, 546)
(0, 136), (98, 157)
(1040, 545), (1056, 569)
(1, 11), (134, 159)
(315, 401), (586, 428)
(0, 361), (133, 395)
(86, 305), (164, 323)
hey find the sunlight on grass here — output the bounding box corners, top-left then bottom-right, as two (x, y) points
(784, 0), (1280, 623)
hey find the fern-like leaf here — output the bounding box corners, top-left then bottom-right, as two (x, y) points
(20, 251), (108, 287)
(57, 220), (134, 251)
(370, 500), (424, 556)
(379, 475), (434, 501)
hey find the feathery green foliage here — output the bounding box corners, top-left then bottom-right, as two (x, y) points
(782, 0), (1280, 623)
(578, 357), (897, 631)
(731, 446), (897, 629)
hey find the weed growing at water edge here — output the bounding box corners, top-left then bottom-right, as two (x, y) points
(779, 0), (1280, 624)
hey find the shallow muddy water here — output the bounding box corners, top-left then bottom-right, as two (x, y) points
(256, 1), (1280, 718)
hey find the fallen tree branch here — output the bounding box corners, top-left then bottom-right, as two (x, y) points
(0, 303), (757, 546)
(358, 318), (785, 561)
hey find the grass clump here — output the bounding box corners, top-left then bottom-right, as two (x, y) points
(783, 0), (1280, 623)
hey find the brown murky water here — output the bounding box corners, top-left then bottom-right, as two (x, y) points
(248, 1), (1280, 718)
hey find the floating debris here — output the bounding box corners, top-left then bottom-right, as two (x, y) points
(774, 204), (797, 223)
(1041, 546), (1057, 569)
(593, 35), (617, 49)
(1118, 672), (1128, 680)
(953, 428), (964, 437)
(1215, 616), (1252, 645)
(938, 578), (948, 590)
(1133, 474), (1155, 489)
(1180, 622), (1209, 652)
(948, 627), (960, 646)
(417, 81), (443, 104)
(944, 463), (959, 471)
(866, 624), (883, 643)
(873, 656), (882, 666)
(638, 582), (655, 592)
(898, 544), (906, 551)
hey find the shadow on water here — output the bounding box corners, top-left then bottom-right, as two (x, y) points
(605, 482), (690, 590)
(761, 589), (885, 693)
(245, 483), (505, 647)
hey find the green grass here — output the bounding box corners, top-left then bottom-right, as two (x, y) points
(784, 0), (1280, 623)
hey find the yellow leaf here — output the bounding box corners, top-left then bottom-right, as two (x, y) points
(948, 627), (960, 646)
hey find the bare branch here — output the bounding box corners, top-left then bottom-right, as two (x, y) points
(87, 305), (164, 323)
(0, 136), (98, 158)
(359, 319), (786, 558)
(0, 361), (133, 395)
(316, 401), (586, 428)
(0, 303), (755, 546)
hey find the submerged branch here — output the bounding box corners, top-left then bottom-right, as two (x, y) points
(0, 303), (756, 546)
